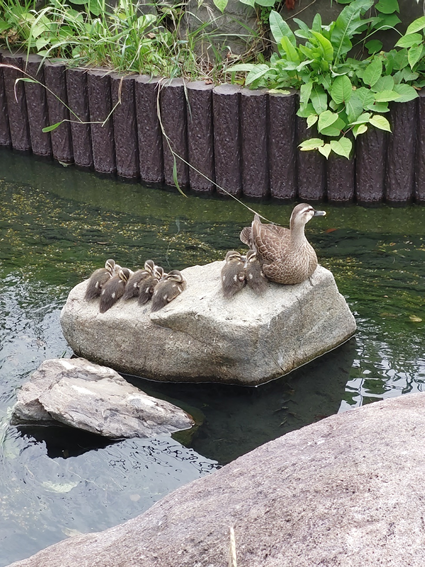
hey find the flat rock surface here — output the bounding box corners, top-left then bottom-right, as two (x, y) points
(60, 262), (356, 385)
(12, 358), (194, 438)
(8, 393), (425, 567)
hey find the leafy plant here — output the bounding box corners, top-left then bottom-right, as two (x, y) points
(227, 0), (420, 158)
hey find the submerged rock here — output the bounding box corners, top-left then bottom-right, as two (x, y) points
(12, 358), (194, 438)
(7, 393), (425, 567)
(60, 262), (356, 385)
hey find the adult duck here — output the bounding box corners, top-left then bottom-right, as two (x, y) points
(240, 203), (326, 285)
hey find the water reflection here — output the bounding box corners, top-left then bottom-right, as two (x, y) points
(0, 148), (424, 566)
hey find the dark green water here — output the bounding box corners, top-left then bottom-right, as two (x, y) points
(0, 150), (424, 566)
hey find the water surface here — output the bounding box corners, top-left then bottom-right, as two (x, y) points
(0, 150), (424, 566)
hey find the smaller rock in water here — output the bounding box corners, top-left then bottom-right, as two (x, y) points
(12, 358), (194, 438)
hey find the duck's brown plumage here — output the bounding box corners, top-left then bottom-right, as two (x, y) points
(244, 249), (268, 294)
(99, 268), (131, 313)
(221, 250), (246, 298)
(85, 259), (117, 301)
(138, 265), (164, 306)
(151, 270), (187, 312)
(123, 260), (155, 300)
(240, 203), (326, 285)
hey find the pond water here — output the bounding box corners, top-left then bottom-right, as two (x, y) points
(0, 149), (424, 566)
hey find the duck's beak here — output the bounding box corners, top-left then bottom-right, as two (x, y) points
(313, 210), (326, 216)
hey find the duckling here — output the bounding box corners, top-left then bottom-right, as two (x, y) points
(221, 250), (246, 298)
(151, 270), (187, 312)
(99, 268), (131, 313)
(240, 203), (326, 285)
(85, 259), (117, 301)
(245, 249), (268, 294)
(123, 260), (155, 300)
(138, 264), (164, 306)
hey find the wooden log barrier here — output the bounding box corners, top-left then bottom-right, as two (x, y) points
(0, 52), (11, 147)
(2, 53), (31, 152)
(66, 68), (93, 169)
(24, 54), (52, 158)
(111, 74), (139, 179)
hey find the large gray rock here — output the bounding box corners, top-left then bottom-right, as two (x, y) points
(8, 393), (425, 567)
(12, 358), (194, 438)
(60, 262), (356, 385)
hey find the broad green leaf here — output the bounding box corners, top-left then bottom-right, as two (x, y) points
(311, 87), (328, 114)
(365, 39), (383, 54)
(393, 68), (419, 82)
(300, 81), (313, 106)
(374, 90), (401, 102)
(311, 31), (334, 62)
(355, 87), (376, 108)
(406, 16), (425, 35)
(372, 75), (394, 92)
(213, 0), (228, 13)
(311, 13), (322, 32)
(363, 57), (382, 87)
(375, 13), (401, 30)
(299, 138), (324, 151)
(254, 0), (275, 5)
(375, 0), (399, 14)
(280, 36), (300, 63)
(395, 33), (422, 48)
(330, 75), (352, 104)
(349, 112), (371, 125)
(42, 122), (63, 133)
(331, 0), (374, 61)
(269, 10), (296, 46)
(268, 89), (291, 95)
(408, 44), (424, 69)
(318, 110), (339, 132)
(367, 101), (390, 112)
(307, 114), (318, 128)
(353, 124), (368, 138)
(319, 144), (332, 159)
(320, 124), (344, 137)
(245, 65), (272, 85)
(392, 83), (419, 103)
(293, 18), (310, 34)
(225, 64), (256, 73)
(330, 137), (352, 158)
(369, 114), (391, 132)
(297, 103), (316, 118)
(36, 37), (50, 51)
(345, 93), (364, 122)
(238, 0), (256, 6)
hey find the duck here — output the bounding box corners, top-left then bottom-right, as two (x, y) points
(244, 249), (268, 294)
(221, 250), (246, 298)
(240, 203), (326, 285)
(151, 270), (187, 312)
(99, 268), (131, 313)
(85, 259), (118, 301)
(138, 264), (164, 306)
(123, 260), (155, 300)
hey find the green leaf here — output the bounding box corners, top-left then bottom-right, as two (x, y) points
(245, 65), (272, 85)
(369, 114), (391, 132)
(297, 103), (316, 118)
(320, 117), (345, 137)
(280, 36), (300, 63)
(269, 10), (296, 46)
(353, 124), (368, 138)
(36, 37), (50, 51)
(311, 31), (334, 62)
(311, 87), (328, 114)
(42, 122), (63, 133)
(355, 87), (376, 108)
(375, 0), (399, 14)
(408, 44), (424, 69)
(331, 0), (374, 61)
(367, 101), (390, 113)
(406, 16), (425, 35)
(349, 112), (372, 125)
(372, 75), (394, 92)
(363, 57), (382, 87)
(345, 93), (364, 122)
(318, 144), (332, 159)
(392, 83), (419, 103)
(375, 13), (401, 30)
(300, 81), (313, 106)
(330, 75), (352, 104)
(365, 40), (383, 54)
(318, 110), (339, 132)
(395, 33), (422, 48)
(307, 114), (318, 128)
(213, 0), (228, 13)
(373, 90), (401, 102)
(226, 64), (257, 73)
(299, 138), (324, 151)
(330, 137), (352, 158)
(311, 13), (322, 32)
(238, 0), (256, 5)
(253, 0), (275, 5)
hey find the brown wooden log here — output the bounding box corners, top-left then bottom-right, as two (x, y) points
(240, 88), (269, 199)
(134, 75), (163, 184)
(87, 70), (116, 175)
(111, 74), (139, 179)
(23, 54), (52, 157)
(326, 153), (355, 203)
(66, 67), (93, 169)
(2, 53), (31, 151)
(268, 91), (297, 200)
(0, 51), (11, 147)
(186, 81), (215, 193)
(296, 117), (326, 201)
(44, 60), (73, 163)
(356, 128), (387, 203)
(213, 84), (242, 197)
